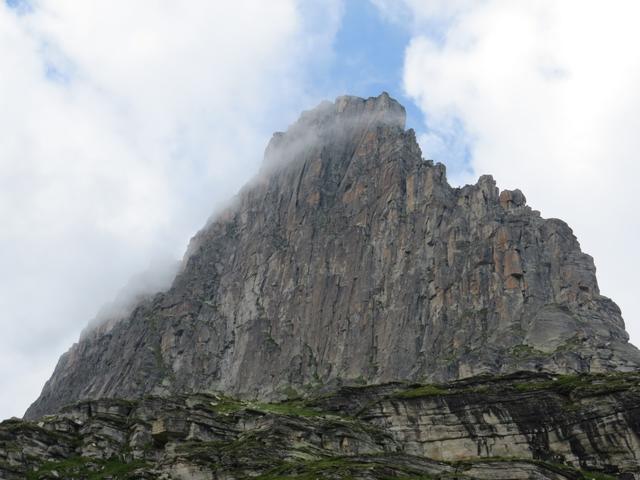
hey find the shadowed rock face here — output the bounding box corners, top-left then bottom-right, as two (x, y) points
(25, 92), (640, 420)
(5, 373), (640, 479)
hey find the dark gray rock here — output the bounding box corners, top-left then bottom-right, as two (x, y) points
(4, 372), (640, 479)
(25, 93), (640, 421)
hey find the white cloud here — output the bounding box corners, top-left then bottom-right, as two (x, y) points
(374, 1), (640, 342)
(0, 0), (342, 419)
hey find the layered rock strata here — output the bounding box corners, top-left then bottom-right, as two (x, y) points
(4, 372), (640, 479)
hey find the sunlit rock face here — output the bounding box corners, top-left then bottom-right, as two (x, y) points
(25, 92), (640, 420)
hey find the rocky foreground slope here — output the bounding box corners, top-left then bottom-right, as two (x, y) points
(26, 93), (640, 420)
(3, 372), (640, 479)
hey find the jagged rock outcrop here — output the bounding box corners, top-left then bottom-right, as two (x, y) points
(26, 92), (640, 421)
(4, 372), (640, 479)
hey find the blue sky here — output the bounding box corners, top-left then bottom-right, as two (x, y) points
(327, 0), (423, 129)
(325, 1), (472, 174)
(5, 0), (29, 14)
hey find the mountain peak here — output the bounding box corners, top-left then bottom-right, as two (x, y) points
(299, 91), (406, 129)
(25, 93), (640, 420)
(262, 92), (407, 174)
(334, 91), (406, 128)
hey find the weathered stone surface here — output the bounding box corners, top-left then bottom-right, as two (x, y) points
(25, 92), (640, 421)
(3, 372), (640, 479)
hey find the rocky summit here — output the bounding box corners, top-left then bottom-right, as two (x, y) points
(7, 93), (640, 478)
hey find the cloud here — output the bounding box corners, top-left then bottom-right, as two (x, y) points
(0, 0), (342, 419)
(373, 0), (640, 342)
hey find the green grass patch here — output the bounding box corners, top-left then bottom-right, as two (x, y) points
(252, 399), (325, 417)
(208, 395), (246, 414)
(205, 395), (328, 418)
(26, 457), (148, 480)
(513, 372), (638, 398)
(254, 457), (413, 480)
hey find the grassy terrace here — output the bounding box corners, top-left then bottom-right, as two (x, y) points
(207, 395), (334, 418)
(23, 454), (619, 480)
(250, 454), (619, 480)
(392, 371), (640, 401)
(26, 457), (149, 480)
(511, 371), (640, 397)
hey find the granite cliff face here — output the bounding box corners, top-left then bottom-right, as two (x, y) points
(26, 92), (640, 421)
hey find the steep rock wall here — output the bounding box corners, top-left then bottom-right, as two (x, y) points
(25, 93), (640, 419)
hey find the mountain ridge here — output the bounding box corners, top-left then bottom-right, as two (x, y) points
(25, 92), (640, 421)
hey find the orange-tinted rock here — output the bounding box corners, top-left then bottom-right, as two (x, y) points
(25, 93), (640, 420)
(499, 189), (526, 209)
